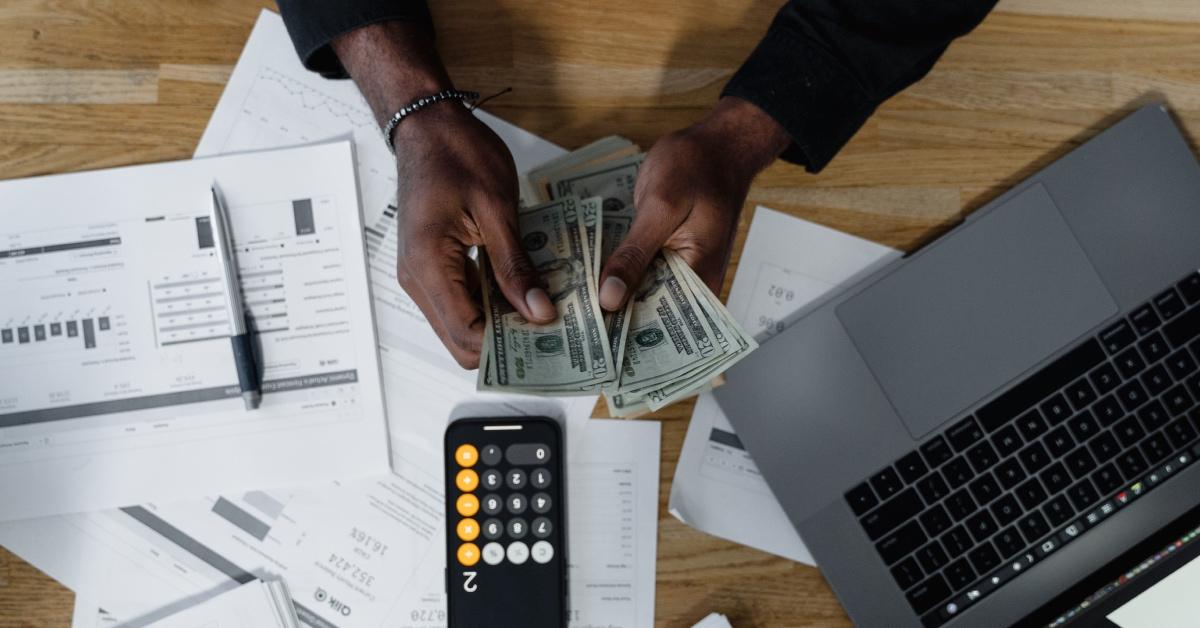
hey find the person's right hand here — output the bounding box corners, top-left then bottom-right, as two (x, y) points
(391, 104), (557, 368)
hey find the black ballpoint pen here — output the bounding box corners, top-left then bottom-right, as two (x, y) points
(211, 183), (262, 410)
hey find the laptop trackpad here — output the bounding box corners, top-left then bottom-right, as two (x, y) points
(836, 184), (1118, 440)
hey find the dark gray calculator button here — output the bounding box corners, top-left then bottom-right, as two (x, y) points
(531, 468), (551, 489)
(482, 494), (503, 515)
(531, 493), (552, 514)
(480, 444), (502, 466)
(507, 517), (528, 539)
(507, 493), (527, 515)
(483, 518), (503, 540)
(506, 469), (527, 490)
(506, 443), (552, 466)
(532, 517), (553, 539)
(481, 469), (502, 490)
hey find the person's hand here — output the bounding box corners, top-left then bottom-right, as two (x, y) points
(598, 97), (791, 310)
(333, 21), (555, 368)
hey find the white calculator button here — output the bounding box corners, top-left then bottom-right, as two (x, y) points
(482, 542), (505, 566)
(531, 540), (554, 564)
(507, 541), (529, 565)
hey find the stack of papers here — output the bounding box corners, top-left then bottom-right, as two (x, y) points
(147, 580), (299, 628)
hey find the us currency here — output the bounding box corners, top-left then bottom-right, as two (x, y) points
(478, 197), (615, 393)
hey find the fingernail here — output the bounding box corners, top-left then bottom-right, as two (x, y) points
(600, 277), (627, 311)
(525, 287), (556, 321)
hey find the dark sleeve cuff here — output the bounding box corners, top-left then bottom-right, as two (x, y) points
(721, 26), (876, 173)
(276, 0), (434, 79)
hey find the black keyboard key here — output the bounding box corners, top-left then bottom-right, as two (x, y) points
(995, 458), (1027, 489)
(1164, 384), (1195, 417)
(944, 558), (976, 590)
(920, 504), (953, 537)
(1131, 305), (1162, 336)
(1141, 431), (1172, 465)
(907, 573), (952, 614)
(1044, 426), (1075, 458)
(871, 467), (904, 500)
(990, 494), (1023, 527)
(1117, 380), (1150, 412)
(1019, 511), (1051, 541)
(1165, 304), (1200, 348)
(1179, 272), (1200, 305)
(1090, 363), (1122, 395)
(921, 436), (954, 468)
(969, 542), (1002, 574)
(1142, 365), (1174, 397)
(977, 339), (1105, 430)
(1067, 410), (1100, 442)
(1139, 332), (1171, 364)
(968, 473), (1002, 506)
(1043, 495), (1074, 527)
(917, 473), (950, 504)
(966, 510), (998, 543)
(991, 425), (1023, 457)
(946, 489), (977, 520)
(943, 457), (975, 488)
(1101, 320), (1137, 354)
(1116, 347), (1147, 379)
(1137, 399), (1170, 432)
(1093, 463), (1124, 493)
(966, 441), (1000, 473)
(878, 520), (927, 564)
(1115, 415), (1146, 448)
(1117, 448), (1149, 478)
(1066, 378), (1098, 410)
(1041, 393), (1073, 425)
(994, 526), (1025, 558)
(1167, 417), (1198, 449)
(916, 541), (949, 573)
(1189, 375), (1200, 407)
(861, 488), (924, 540)
(897, 451), (930, 484)
(1094, 395), (1123, 426)
(948, 416), (984, 451)
(942, 526), (975, 558)
(1017, 409), (1049, 441)
(1167, 348), (1198, 380)
(1015, 478), (1048, 510)
(1067, 478), (1099, 511)
(1155, 287), (1187, 320)
(1019, 441), (1052, 473)
(1040, 461), (1072, 494)
(1090, 430), (1122, 460)
(1065, 446), (1097, 479)
(891, 556), (924, 590)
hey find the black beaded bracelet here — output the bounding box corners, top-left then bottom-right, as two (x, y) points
(382, 88), (480, 154)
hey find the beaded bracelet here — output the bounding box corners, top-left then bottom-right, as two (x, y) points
(382, 88), (480, 154)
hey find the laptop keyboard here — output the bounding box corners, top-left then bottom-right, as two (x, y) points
(845, 271), (1200, 627)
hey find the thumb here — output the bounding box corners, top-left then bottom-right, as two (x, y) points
(599, 198), (681, 311)
(477, 204), (557, 324)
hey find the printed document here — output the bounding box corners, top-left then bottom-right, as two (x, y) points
(669, 206), (900, 563)
(145, 580), (299, 628)
(0, 140), (389, 520)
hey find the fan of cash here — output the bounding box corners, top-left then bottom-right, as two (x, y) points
(477, 136), (758, 417)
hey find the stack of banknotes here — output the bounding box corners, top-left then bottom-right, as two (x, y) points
(478, 137), (758, 417)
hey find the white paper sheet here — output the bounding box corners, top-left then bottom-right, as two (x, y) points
(668, 206), (900, 563)
(691, 613), (732, 628)
(0, 140), (390, 521)
(1108, 555), (1200, 628)
(146, 580), (299, 628)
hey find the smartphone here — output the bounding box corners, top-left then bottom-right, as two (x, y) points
(444, 416), (567, 628)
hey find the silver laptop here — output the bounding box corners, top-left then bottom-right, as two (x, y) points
(714, 104), (1200, 627)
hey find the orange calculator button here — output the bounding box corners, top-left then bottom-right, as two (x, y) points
(456, 493), (479, 517)
(456, 469), (479, 492)
(457, 518), (480, 542)
(455, 444), (478, 467)
(457, 542), (480, 567)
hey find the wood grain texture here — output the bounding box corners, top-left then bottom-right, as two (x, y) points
(1, 1), (1199, 626)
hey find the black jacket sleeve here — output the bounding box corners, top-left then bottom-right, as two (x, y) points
(275, 0), (434, 79)
(723, 0), (997, 171)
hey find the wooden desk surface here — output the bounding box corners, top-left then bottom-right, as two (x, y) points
(2, 1), (1200, 625)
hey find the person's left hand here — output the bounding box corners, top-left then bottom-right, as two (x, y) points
(597, 97), (792, 311)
